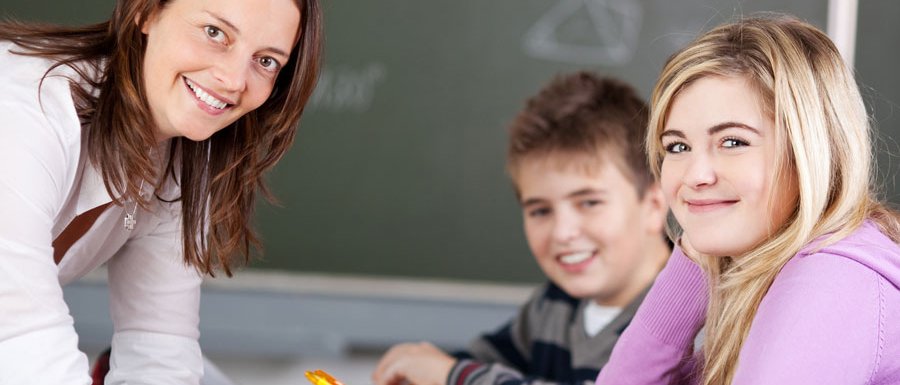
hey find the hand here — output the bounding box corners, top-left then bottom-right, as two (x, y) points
(372, 342), (456, 385)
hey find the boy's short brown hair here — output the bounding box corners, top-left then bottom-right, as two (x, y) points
(507, 72), (652, 196)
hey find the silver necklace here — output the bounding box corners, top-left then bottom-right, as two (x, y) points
(124, 178), (146, 231)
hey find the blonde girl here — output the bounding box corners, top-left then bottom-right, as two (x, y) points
(597, 14), (900, 385)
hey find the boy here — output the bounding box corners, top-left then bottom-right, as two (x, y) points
(372, 72), (671, 385)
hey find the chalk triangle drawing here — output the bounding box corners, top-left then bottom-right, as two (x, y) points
(523, 0), (642, 65)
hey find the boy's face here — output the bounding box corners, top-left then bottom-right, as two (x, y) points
(517, 155), (666, 307)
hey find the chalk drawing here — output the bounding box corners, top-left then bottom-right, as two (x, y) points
(309, 63), (387, 113)
(523, 0), (642, 66)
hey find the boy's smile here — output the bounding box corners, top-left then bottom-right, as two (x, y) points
(516, 154), (667, 307)
(557, 250), (597, 273)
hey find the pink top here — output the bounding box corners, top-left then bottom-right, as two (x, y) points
(596, 221), (900, 384)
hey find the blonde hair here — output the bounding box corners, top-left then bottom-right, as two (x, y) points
(646, 14), (900, 385)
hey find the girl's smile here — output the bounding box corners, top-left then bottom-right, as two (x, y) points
(684, 198), (740, 213)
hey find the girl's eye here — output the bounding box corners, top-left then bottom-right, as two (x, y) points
(664, 142), (689, 154)
(722, 137), (748, 148)
(258, 56), (282, 72)
(204, 26), (226, 43)
(579, 200), (602, 208)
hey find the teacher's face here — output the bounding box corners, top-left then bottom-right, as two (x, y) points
(141, 0), (300, 141)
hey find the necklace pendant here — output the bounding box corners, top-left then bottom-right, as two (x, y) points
(124, 213), (136, 231)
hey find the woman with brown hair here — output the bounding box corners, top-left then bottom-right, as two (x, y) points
(0, 0), (322, 383)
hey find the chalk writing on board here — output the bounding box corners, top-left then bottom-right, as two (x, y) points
(523, 0), (642, 66)
(309, 63), (387, 112)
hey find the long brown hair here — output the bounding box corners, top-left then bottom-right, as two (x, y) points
(646, 14), (900, 384)
(0, 0), (323, 276)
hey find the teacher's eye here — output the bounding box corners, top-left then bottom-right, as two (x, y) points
(204, 26), (226, 44)
(722, 137), (749, 148)
(664, 141), (689, 154)
(258, 56), (282, 72)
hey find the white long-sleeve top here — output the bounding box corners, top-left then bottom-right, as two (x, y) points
(0, 41), (203, 384)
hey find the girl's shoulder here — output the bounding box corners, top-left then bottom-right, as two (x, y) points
(746, 225), (900, 383)
(795, 221), (900, 291)
(763, 221), (900, 339)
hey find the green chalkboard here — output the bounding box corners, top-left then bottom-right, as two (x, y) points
(5, 1), (896, 284)
(857, 1), (900, 206)
(1, 0), (111, 24)
(252, 0), (833, 283)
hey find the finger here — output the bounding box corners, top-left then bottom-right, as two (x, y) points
(375, 358), (406, 385)
(373, 345), (410, 385)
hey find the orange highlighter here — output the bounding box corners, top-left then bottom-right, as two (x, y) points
(305, 370), (346, 385)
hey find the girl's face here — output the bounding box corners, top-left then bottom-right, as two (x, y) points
(659, 75), (798, 257)
(140, 0), (300, 141)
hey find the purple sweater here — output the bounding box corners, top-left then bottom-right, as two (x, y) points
(596, 221), (900, 384)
